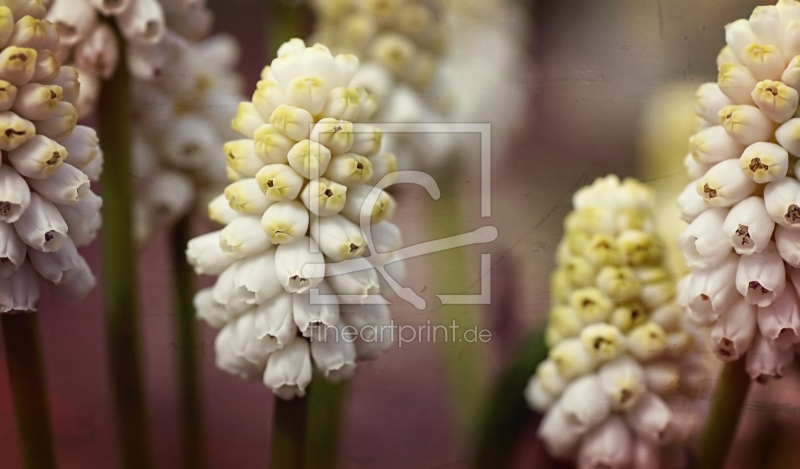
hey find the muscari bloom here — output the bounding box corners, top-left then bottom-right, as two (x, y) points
(131, 33), (243, 243)
(46, 0), (213, 116)
(310, 0), (455, 170)
(187, 39), (406, 399)
(525, 176), (709, 467)
(680, 0), (800, 382)
(0, 0), (103, 312)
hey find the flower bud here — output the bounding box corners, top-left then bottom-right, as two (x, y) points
(0, 163), (29, 223)
(549, 337), (596, 380)
(224, 178), (273, 215)
(162, 116), (220, 170)
(644, 361), (680, 395)
(724, 19), (756, 61)
(735, 241), (785, 306)
(13, 192), (67, 252)
(26, 235), (80, 284)
(325, 153), (373, 186)
(224, 139), (263, 177)
(74, 23), (118, 80)
(207, 193), (238, 226)
(275, 236), (325, 294)
(751, 80), (798, 123)
(627, 322), (667, 361)
(560, 375), (612, 432)
(253, 123), (294, 164)
(311, 214), (366, 261)
(0, 79), (16, 111)
(270, 104), (314, 142)
(719, 104), (774, 145)
(326, 257), (380, 303)
(26, 163), (89, 205)
(49, 65), (79, 104)
(598, 355), (646, 411)
(286, 75), (329, 116)
(293, 282), (340, 336)
(537, 403), (583, 459)
(775, 224), (800, 266)
(219, 216), (271, 259)
(58, 190), (101, 246)
(570, 287), (614, 324)
(696, 159), (756, 208)
(765, 178), (800, 228)
(677, 181), (708, 222)
(301, 177), (347, 217)
(0, 46), (36, 86)
(0, 263), (38, 312)
(252, 79), (286, 122)
(678, 208), (731, 269)
(738, 142), (788, 183)
(625, 393), (673, 446)
(524, 377), (555, 412)
(686, 253), (739, 325)
(577, 416), (633, 469)
(195, 287), (231, 329)
(689, 126), (745, 164)
(339, 303), (392, 361)
(253, 293), (296, 346)
(32, 49), (59, 83)
(9, 15), (57, 51)
(34, 101), (76, 139)
(0, 221), (25, 278)
(367, 152), (396, 186)
(10, 82), (61, 121)
(696, 82), (734, 123)
(776, 117), (800, 156)
(261, 200), (309, 244)
(547, 305), (583, 346)
(746, 332), (794, 383)
(718, 63), (757, 104)
(117, 0), (165, 45)
(287, 139), (332, 179)
(535, 359), (568, 396)
(609, 302), (648, 333)
(309, 321), (357, 382)
(7, 134), (66, 179)
(722, 196), (775, 254)
(595, 266), (642, 303)
(321, 87), (361, 121)
(310, 118), (354, 156)
(46, 0), (96, 46)
(186, 231), (237, 276)
(717, 45), (741, 68)
(0, 110), (33, 150)
(341, 184), (395, 225)
(710, 297), (757, 361)
(263, 339), (313, 399)
(757, 285), (800, 348)
(58, 126), (98, 170)
(230, 249), (284, 305)
(231, 102), (266, 138)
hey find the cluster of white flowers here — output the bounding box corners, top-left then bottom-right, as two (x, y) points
(45, 0), (213, 116)
(525, 176), (709, 467)
(679, 0), (800, 382)
(439, 0), (528, 160)
(310, 0), (455, 170)
(0, 0), (103, 312)
(131, 34), (243, 243)
(186, 39), (406, 399)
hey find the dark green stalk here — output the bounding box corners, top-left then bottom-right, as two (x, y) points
(271, 396), (308, 469)
(171, 216), (206, 469)
(1, 312), (57, 469)
(304, 379), (347, 469)
(98, 26), (153, 469)
(267, 0), (305, 57)
(426, 169), (488, 442)
(694, 359), (752, 469)
(473, 324), (548, 469)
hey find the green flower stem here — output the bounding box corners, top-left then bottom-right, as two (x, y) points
(304, 379), (347, 469)
(695, 358), (752, 469)
(473, 324), (548, 469)
(171, 216), (206, 469)
(426, 169), (488, 442)
(1, 312), (57, 469)
(98, 26), (153, 469)
(271, 396), (308, 469)
(267, 0), (305, 57)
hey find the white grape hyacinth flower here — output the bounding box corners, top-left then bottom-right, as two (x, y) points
(310, 0), (458, 172)
(46, 0), (213, 116)
(187, 39), (406, 399)
(0, 0), (103, 313)
(131, 34), (243, 244)
(525, 176), (709, 466)
(679, 0), (800, 382)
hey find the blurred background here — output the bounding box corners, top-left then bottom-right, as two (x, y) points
(3, 0), (798, 468)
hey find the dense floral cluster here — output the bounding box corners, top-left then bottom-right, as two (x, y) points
(187, 39), (406, 399)
(46, 0), (213, 116)
(526, 176), (708, 467)
(679, 0), (800, 381)
(0, 1), (102, 312)
(131, 34), (243, 243)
